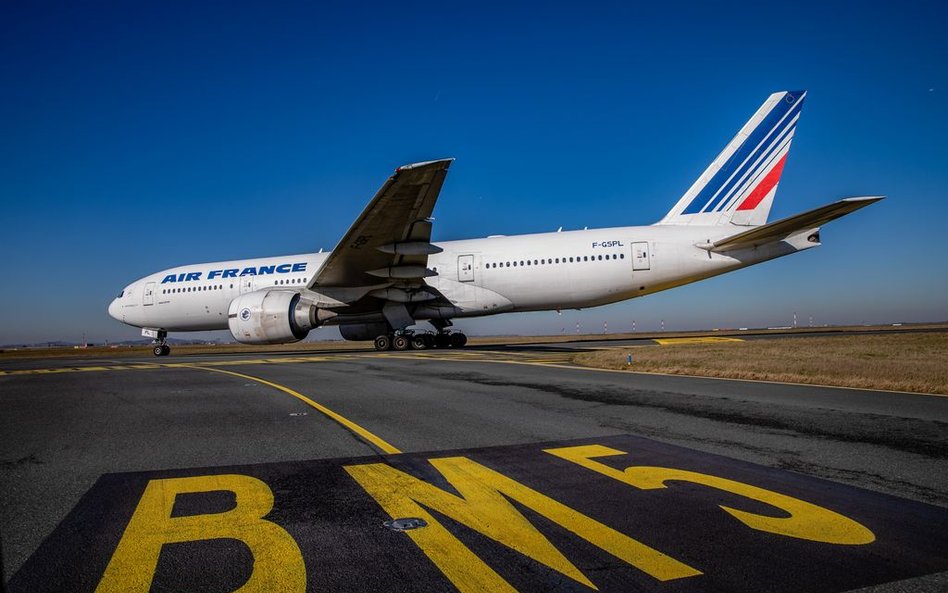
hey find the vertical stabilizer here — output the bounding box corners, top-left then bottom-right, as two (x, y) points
(658, 90), (806, 227)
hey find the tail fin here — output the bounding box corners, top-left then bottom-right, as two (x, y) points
(658, 90), (806, 227)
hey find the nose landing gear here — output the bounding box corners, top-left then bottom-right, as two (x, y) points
(147, 329), (171, 356)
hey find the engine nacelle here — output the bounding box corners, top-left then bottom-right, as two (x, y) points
(228, 290), (316, 345)
(339, 322), (391, 342)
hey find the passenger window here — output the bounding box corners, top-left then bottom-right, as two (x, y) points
(620, 253), (625, 259)
(533, 259), (538, 265)
(598, 255), (603, 261)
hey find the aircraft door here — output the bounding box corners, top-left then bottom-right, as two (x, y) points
(143, 282), (155, 306)
(632, 242), (651, 271)
(239, 276), (254, 294)
(458, 255), (475, 282)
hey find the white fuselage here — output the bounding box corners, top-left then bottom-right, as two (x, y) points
(108, 223), (816, 334)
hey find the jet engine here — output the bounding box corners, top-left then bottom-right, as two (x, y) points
(228, 290), (329, 344)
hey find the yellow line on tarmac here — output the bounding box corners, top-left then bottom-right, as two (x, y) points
(654, 337), (744, 345)
(182, 365), (402, 455)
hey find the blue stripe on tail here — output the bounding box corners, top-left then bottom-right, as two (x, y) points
(682, 91), (804, 215)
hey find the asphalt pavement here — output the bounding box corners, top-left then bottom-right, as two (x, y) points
(1, 346), (946, 592)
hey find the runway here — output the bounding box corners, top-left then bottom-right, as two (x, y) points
(2, 346), (947, 592)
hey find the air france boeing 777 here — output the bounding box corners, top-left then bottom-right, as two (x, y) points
(109, 90), (881, 355)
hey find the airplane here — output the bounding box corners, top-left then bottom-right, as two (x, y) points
(109, 90), (882, 356)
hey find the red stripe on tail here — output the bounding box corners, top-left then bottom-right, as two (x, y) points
(736, 154), (787, 211)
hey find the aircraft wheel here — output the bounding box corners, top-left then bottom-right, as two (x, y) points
(423, 334), (435, 349)
(392, 335), (410, 351)
(161, 344), (171, 356)
(374, 335), (391, 351)
(434, 333), (451, 348)
(153, 345), (165, 357)
(411, 335), (429, 350)
(449, 333), (467, 348)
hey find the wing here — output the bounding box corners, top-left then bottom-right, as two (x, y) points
(309, 159), (453, 289)
(708, 196), (883, 252)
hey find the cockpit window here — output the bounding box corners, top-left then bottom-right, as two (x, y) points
(117, 290), (124, 298)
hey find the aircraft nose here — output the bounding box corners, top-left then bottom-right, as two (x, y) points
(108, 298), (120, 321)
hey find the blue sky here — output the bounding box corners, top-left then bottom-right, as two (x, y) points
(2, 1), (946, 343)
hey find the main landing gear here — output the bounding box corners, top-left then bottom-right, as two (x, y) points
(373, 330), (467, 351)
(150, 330), (171, 357)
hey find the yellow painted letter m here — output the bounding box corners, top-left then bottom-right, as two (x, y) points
(345, 456), (700, 593)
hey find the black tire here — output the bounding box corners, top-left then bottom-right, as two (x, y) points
(423, 334), (435, 349)
(153, 345), (165, 357)
(449, 333), (466, 348)
(392, 335), (410, 351)
(161, 345), (171, 356)
(434, 333), (450, 348)
(457, 333), (468, 347)
(374, 335), (391, 351)
(411, 335), (428, 350)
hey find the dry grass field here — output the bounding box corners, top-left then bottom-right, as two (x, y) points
(573, 333), (948, 395)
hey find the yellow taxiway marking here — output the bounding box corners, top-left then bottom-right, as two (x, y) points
(654, 337), (744, 345)
(180, 365), (402, 455)
(0, 355), (356, 376)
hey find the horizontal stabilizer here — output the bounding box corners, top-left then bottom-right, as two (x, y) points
(706, 196), (883, 252)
